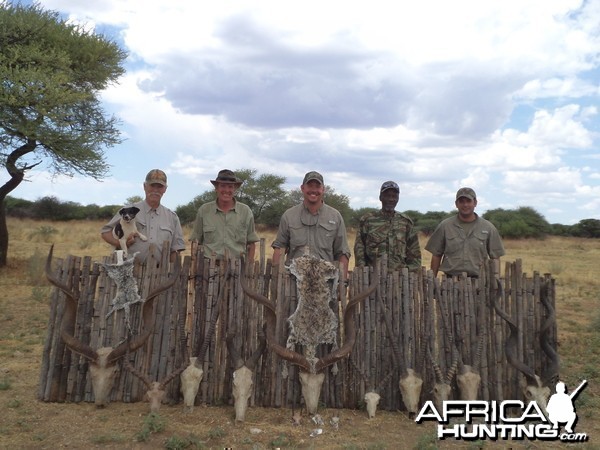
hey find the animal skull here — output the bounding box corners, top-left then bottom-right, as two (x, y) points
(180, 357), (203, 412)
(364, 391), (381, 419)
(456, 365), (481, 400)
(399, 368), (423, 416)
(232, 366), (254, 422)
(299, 372), (326, 415)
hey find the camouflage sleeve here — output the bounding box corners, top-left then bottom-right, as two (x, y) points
(405, 223), (422, 271)
(353, 217), (368, 267)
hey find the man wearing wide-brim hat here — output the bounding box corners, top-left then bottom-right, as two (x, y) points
(191, 169), (259, 261)
(210, 169), (244, 188)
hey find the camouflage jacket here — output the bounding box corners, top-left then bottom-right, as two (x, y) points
(354, 210), (422, 271)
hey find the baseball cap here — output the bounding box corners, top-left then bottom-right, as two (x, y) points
(380, 181), (400, 193)
(302, 171), (324, 185)
(145, 169), (167, 186)
(456, 187), (476, 200)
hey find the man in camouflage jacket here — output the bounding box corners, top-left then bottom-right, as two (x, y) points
(354, 181), (422, 271)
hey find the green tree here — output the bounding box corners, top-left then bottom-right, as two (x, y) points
(126, 195), (143, 205)
(0, 3), (126, 265)
(324, 187), (352, 225)
(351, 207), (378, 227)
(176, 191), (215, 225)
(572, 218), (600, 238)
(483, 207), (549, 239)
(233, 169), (287, 223)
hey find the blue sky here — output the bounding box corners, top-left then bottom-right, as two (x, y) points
(10, 0), (600, 225)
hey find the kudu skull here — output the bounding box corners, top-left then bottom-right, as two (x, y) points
(241, 255), (378, 414)
(45, 245), (179, 407)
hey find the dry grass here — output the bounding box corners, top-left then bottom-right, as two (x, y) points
(1, 218), (599, 449)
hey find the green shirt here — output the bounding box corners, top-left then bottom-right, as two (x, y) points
(425, 214), (505, 277)
(354, 210), (422, 271)
(272, 203), (351, 264)
(190, 200), (259, 258)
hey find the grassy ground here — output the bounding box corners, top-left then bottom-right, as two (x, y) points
(1, 218), (599, 449)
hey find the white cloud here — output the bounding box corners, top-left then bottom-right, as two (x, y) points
(10, 0), (600, 225)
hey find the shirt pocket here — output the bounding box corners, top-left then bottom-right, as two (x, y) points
(289, 223), (308, 249)
(474, 233), (488, 257)
(317, 222), (336, 250)
(235, 223), (248, 246)
(202, 225), (216, 244)
(136, 218), (147, 233)
(395, 232), (407, 246)
(445, 230), (461, 253)
(394, 232), (407, 257)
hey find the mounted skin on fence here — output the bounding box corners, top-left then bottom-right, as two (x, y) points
(241, 254), (378, 414)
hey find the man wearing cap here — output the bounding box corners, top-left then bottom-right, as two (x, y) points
(190, 169), (259, 261)
(272, 171), (351, 276)
(425, 187), (505, 278)
(101, 169), (186, 263)
(354, 181), (422, 271)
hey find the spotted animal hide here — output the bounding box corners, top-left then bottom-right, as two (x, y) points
(102, 253), (141, 329)
(286, 255), (339, 372)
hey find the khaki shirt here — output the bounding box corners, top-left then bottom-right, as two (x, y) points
(425, 214), (505, 277)
(272, 203), (351, 264)
(101, 200), (185, 262)
(190, 200), (259, 258)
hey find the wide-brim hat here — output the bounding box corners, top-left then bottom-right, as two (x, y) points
(210, 169), (243, 187)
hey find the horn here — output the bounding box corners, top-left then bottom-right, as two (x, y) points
(241, 257), (378, 373)
(45, 245), (98, 361)
(107, 255), (181, 364)
(491, 279), (540, 387)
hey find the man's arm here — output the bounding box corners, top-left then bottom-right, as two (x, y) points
(406, 226), (422, 271)
(101, 230), (137, 250)
(430, 255), (442, 277)
(190, 208), (203, 242)
(353, 220), (367, 267)
(491, 257), (500, 279)
(272, 247), (284, 267)
(338, 254), (349, 280)
(246, 242), (256, 264)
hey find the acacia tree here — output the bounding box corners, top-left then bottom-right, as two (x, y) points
(233, 169), (286, 223)
(0, 4), (126, 266)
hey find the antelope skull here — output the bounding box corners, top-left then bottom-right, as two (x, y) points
(226, 327), (267, 422)
(493, 280), (558, 414)
(45, 245), (179, 407)
(241, 255), (378, 415)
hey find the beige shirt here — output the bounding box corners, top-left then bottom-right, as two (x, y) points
(101, 200), (185, 262)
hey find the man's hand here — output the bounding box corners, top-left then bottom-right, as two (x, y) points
(125, 232), (139, 248)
